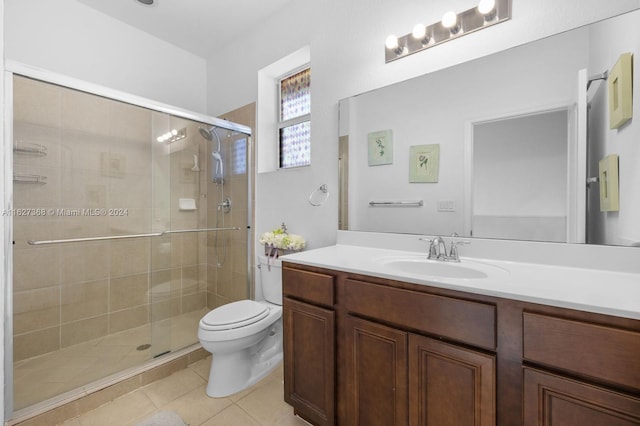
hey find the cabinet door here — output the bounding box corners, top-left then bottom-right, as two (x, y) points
(524, 368), (640, 426)
(345, 315), (408, 425)
(409, 334), (496, 426)
(283, 297), (335, 426)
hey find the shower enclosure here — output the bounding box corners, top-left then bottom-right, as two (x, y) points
(6, 72), (252, 417)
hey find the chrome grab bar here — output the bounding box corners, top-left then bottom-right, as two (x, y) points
(369, 200), (423, 207)
(27, 226), (240, 246)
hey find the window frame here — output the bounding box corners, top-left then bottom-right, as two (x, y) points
(277, 65), (311, 169)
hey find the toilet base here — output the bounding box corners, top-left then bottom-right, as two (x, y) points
(204, 322), (283, 398)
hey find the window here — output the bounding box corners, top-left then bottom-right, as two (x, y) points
(278, 67), (310, 168)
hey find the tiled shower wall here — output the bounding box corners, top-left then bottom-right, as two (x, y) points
(206, 103), (256, 309)
(12, 76), (211, 362)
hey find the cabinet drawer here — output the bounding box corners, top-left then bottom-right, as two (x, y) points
(523, 312), (640, 391)
(283, 266), (334, 307)
(344, 279), (496, 350)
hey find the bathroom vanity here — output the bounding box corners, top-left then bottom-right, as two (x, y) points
(281, 236), (640, 425)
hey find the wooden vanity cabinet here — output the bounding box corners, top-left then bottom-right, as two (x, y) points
(344, 315), (408, 425)
(282, 266), (336, 426)
(522, 312), (640, 425)
(408, 333), (496, 426)
(523, 368), (640, 425)
(282, 262), (640, 426)
(343, 280), (496, 426)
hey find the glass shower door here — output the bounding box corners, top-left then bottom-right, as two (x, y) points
(9, 72), (252, 418)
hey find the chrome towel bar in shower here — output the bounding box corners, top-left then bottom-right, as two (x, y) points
(27, 226), (240, 245)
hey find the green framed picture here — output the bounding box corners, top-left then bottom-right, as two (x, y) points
(367, 129), (393, 166)
(608, 53), (633, 129)
(409, 144), (439, 183)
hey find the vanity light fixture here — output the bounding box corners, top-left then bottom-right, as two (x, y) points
(412, 23), (431, 46)
(478, 0), (497, 21)
(441, 11), (461, 35)
(385, 0), (511, 63)
(385, 34), (405, 56)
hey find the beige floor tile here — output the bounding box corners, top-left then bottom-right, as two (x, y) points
(200, 404), (261, 426)
(75, 389), (155, 426)
(141, 368), (206, 407)
(228, 362), (283, 403)
(163, 385), (232, 425)
(235, 372), (296, 425)
(188, 355), (211, 381)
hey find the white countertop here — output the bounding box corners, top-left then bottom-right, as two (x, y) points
(281, 244), (640, 320)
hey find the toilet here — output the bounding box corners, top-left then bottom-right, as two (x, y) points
(198, 255), (283, 397)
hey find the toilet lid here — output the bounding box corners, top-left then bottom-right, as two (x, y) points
(201, 300), (269, 331)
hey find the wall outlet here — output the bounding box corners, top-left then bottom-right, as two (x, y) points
(438, 199), (456, 212)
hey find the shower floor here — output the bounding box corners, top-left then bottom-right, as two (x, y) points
(13, 308), (207, 411)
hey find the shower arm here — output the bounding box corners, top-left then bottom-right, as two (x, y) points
(27, 226), (240, 245)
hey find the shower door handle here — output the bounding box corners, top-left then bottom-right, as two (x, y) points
(27, 226), (240, 245)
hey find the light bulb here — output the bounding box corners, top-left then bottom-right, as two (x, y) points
(441, 11), (457, 29)
(385, 34), (399, 50)
(412, 23), (426, 40)
(478, 0), (496, 15)
(171, 129), (178, 135)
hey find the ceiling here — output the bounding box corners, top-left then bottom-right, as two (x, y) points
(77, 0), (295, 58)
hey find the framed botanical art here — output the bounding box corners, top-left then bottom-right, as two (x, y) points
(608, 52), (633, 129)
(599, 154), (619, 212)
(367, 129), (393, 166)
(409, 144), (440, 183)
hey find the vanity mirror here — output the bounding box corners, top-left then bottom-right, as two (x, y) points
(339, 8), (640, 247)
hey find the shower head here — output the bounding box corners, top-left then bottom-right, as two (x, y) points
(199, 127), (214, 141)
(199, 126), (222, 153)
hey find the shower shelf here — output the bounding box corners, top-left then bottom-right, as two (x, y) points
(14, 140), (47, 156)
(14, 174), (47, 184)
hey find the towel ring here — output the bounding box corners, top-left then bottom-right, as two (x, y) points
(308, 184), (329, 206)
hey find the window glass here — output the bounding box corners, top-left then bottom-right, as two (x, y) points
(279, 67), (311, 168)
(280, 68), (311, 121)
(279, 121), (311, 168)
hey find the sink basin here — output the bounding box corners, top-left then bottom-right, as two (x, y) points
(377, 256), (507, 280)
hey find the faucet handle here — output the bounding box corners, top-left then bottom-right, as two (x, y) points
(419, 237), (439, 259)
(449, 240), (470, 262)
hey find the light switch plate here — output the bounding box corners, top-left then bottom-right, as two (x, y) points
(438, 200), (456, 212)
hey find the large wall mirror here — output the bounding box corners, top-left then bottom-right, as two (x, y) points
(339, 8), (640, 247)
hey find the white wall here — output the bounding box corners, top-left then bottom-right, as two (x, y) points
(3, 0), (207, 112)
(205, 0), (640, 255)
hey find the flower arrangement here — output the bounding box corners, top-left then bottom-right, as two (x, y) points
(260, 223), (306, 257)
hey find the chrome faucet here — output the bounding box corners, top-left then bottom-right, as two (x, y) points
(431, 236), (448, 261)
(420, 235), (470, 262)
(448, 240), (470, 262)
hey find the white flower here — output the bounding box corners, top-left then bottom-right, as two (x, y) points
(260, 228), (305, 251)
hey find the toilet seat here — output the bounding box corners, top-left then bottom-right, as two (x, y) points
(200, 300), (269, 331)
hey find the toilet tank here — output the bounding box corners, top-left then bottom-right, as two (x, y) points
(258, 255), (282, 305)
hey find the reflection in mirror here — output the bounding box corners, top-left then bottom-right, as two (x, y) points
(339, 9), (640, 246)
(471, 109), (568, 242)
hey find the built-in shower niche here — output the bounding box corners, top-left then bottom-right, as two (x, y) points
(10, 75), (252, 415)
